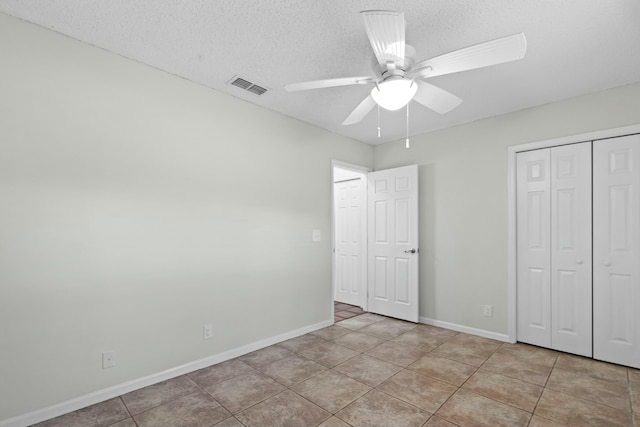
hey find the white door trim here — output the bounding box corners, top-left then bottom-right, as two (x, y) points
(331, 160), (372, 319)
(507, 124), (640, 343)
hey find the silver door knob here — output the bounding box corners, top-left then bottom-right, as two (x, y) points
(576, 259), (583, 264)
(404, 248), (417, 254)
(604, 261), (612, 267)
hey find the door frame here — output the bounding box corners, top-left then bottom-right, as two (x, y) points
(507, 124), (640, 343)
(331, 160), (372, 320)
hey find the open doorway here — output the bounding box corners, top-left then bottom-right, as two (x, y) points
(332, 161), (369, 322)
(332, 161), (420, 324)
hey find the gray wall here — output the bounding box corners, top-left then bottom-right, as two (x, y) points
(3, 9), (640, 423)
(0, 13), (373, 420)
(374, 82), (640, 335)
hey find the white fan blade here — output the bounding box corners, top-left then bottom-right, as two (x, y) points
(413, 81), (462, 114)
(342, 95), (377, 125)
(285, 76), (375, 92)
(411, 33), (527, 79)
(361, 10), (405, 67)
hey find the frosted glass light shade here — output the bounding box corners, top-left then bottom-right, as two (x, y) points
(371, 79), (417, 111)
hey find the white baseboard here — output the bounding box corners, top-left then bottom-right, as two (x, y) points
(0, 319), (333, 427)
(419, 316), (510, 343)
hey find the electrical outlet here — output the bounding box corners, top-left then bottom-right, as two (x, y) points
(102, 351), (116, 369)
(483, 305), (493, 317)
(203, 324), (213, 340)
(312, 229), (321, 242)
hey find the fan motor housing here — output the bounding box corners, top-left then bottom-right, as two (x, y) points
(376, 44), (416, 79)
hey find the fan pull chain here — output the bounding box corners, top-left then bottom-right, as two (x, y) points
(377, 104), (381, 138)
(405, 103), (410, 149)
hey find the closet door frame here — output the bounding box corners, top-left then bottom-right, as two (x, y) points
(507, 124), (640, 343)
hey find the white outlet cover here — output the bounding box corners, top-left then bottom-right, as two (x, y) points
(203, 324), (213, 340)
(102, 351), (116, 369)
(483, 305), (493, 317)
(312, 229), (321, 242)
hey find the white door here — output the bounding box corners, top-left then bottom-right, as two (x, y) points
(367, 165), (419, 322)
(517, 148), (552, 348)
(334, 177), (366, 307)
(550, 143), (592, 357)
(593, 134), (640, 368)
(517, 143), (592, 356)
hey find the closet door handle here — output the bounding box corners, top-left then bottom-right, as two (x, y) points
(576, 259), (583, 264)
(604, 261), (612, 267)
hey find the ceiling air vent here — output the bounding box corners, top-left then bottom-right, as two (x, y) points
(247, 84), (267, 96)
(228, 75), (269, 96)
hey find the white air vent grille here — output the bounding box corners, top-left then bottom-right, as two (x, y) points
(247, 85), (267, 95)
(230, 77), (252, 90)
(228, 76), (269, 96)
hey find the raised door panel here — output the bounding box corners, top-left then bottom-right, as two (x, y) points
(374, 200), (389, 244)
(374, 256), (388, 300)
(335, 183), (349, 299)
(525, 267), (547, 329)
(517, 149), (552, 348)
(394, 258), (410, 304)
(347, 180), (365, 298)
(336, 253), (347, 293)
(349, 254), (361, 294)
(594, 134), (640, 368)
(371, 196), (390, 303)
(550, 143), (592, 357)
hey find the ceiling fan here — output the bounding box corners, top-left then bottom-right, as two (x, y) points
(285, 10), (527, 126)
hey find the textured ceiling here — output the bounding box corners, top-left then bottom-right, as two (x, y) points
(1, 0), (640, 145)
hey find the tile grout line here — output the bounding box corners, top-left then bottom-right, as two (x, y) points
(373, 370), (450, 424)
(542, 360), (634, 415)
(119, 379), (208, 423)
(461, 342), (543, 419)
(324, 314), (435, 424)
(286, 316), (372, 426)
(527, 353), (560, 427)
(39, 311), (640, 427)
(431, 339), (549, 425)
(408, 326), (472, 425)
(186, 357), (305, 423)
(478, 344), (558, 389)
(627, 368), (636, 427)
(116, 396), (136, 426)
(187, 371), (239, 420)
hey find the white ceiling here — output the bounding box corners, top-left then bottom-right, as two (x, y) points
(2, 0), (640, 145)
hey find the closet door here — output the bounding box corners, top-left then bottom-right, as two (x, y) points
(517, 149), (552, 348)
(593, 134), (640, 369)
(517, 143), (591, 355)
(550, 143), (592, 357)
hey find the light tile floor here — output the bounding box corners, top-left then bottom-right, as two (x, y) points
(334, 302), (365, 322)
(34, 311), (640, 427)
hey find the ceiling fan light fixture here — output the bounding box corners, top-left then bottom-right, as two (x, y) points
(371, 78), (417, 111)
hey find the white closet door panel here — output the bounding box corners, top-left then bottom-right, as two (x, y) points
(594, 134), (640, 368)
(517, 149), (552, 347)
(550, 143), (592, 357)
